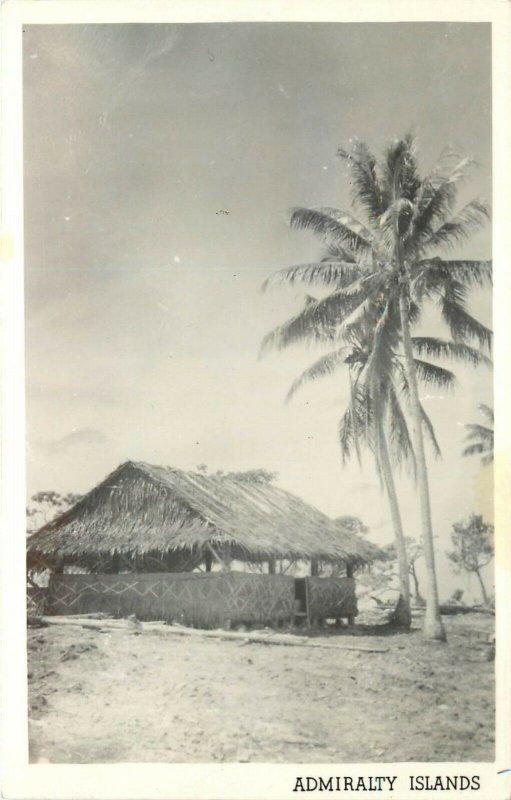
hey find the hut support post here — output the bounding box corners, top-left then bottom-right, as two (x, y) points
(204, 550), (212, 572)
(207, 543), (231, 572)
(109, 552), (120, 574)
(309, 561), (320, 626)
(120, 553), (135, 572)
(268, 557), (276, 575)
(221, 544), (232, 572)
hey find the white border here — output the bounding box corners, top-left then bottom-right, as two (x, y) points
(1, 1), (510, 798)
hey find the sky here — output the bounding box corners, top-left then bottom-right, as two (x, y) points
(23, 22), (493, 600)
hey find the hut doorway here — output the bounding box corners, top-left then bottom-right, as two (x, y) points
(294, 577), (309, 625)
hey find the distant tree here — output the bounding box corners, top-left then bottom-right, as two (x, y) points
(407, 538), (425, 606)
(358, 536), (425, 606)
(26, 491), (83, 534)
(447, 514), (494, 605)
(463, 404), (494, 465)
(335, 516), (369, 536)
(356, 543), (397, 600)
(195, 465), (277, 484)
(223, 469), (278, 484)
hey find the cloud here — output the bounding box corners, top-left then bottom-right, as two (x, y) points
(39, 428), (108, 455)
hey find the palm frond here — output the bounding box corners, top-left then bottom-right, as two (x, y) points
(440, 298), (493, 350)
(408, 300), (421, 327)
(420, 402), (442, 459)
(411, 359), (456, 389)
(412, 179), (458, 244)
(462, 442), (486, 458)
(421, 199), (490, 253)
(440, 259), (491, 289)
(379, 198), (415, 246)
(338, 380), (377, 466)
(463, 404), (494, 464)
(325, 270), (381, 301)
(348, 373), (363, 464)
(412, 259), (471, 305)
(464, 424), (494, 444)
(415, 258), (492, 292)
(386, 385), (417, 475)
(336, 296), (375, 338)
(411, 337), (493, 368)
(259, 289), (363, 355)
(313, 207), (375, 244)
(381, 133), (420, 205)
(338, 406), (359, 466)
(261, 261), (360, 292)
(337, 140), (384, 223)
(361, 301), (395, 392)
(412, 153), (475, 242)
(290, 207), (373, 256)
(463, 434), (493, 463)
(478, 403), (494, 425)
(427, 147), (474, 186)
(285, 348), (348, 402)
(320, 243), (357, 262)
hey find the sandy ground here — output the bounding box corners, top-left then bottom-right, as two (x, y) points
(27, 613), (494, 764)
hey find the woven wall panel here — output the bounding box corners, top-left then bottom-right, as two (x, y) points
(47, 572), (296, 628)
(307, 576), (357, 619)
(27, 586), (49, 616)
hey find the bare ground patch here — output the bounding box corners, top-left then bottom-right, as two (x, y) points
(27, 613), (494, 764)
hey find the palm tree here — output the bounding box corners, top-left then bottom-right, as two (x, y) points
(463, 404), (494, 465)
(262, 134), (491, 639)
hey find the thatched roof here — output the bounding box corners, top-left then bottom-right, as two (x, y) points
(27, 461), (382, 567)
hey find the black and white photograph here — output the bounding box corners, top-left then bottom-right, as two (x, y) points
(1, 1), (510, 798)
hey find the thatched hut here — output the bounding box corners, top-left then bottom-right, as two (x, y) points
(27, 461), (382, 628)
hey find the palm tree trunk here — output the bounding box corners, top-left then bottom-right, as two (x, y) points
(474, 568), (489, 606)
(377, 419), (411, 628)
(398, 291), (446, 641)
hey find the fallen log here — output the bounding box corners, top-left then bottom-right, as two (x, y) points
(439, 604), (495, 616)
(148, 623), (390, 652)
(41, 616), (126, 632)
(41, 616), (389, 653)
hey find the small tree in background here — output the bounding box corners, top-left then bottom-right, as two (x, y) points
(26, 491), (83, 534)
(26, 491), (83, 589)
(356, 544), (397, 603)
(336, 516), (369, 536)
(407, 539), (425, 606)
(447, 514), (494, 605)
(196, 464), (278, 484)
(223, 469), (278, 484)
(357, 536), (424, 607)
